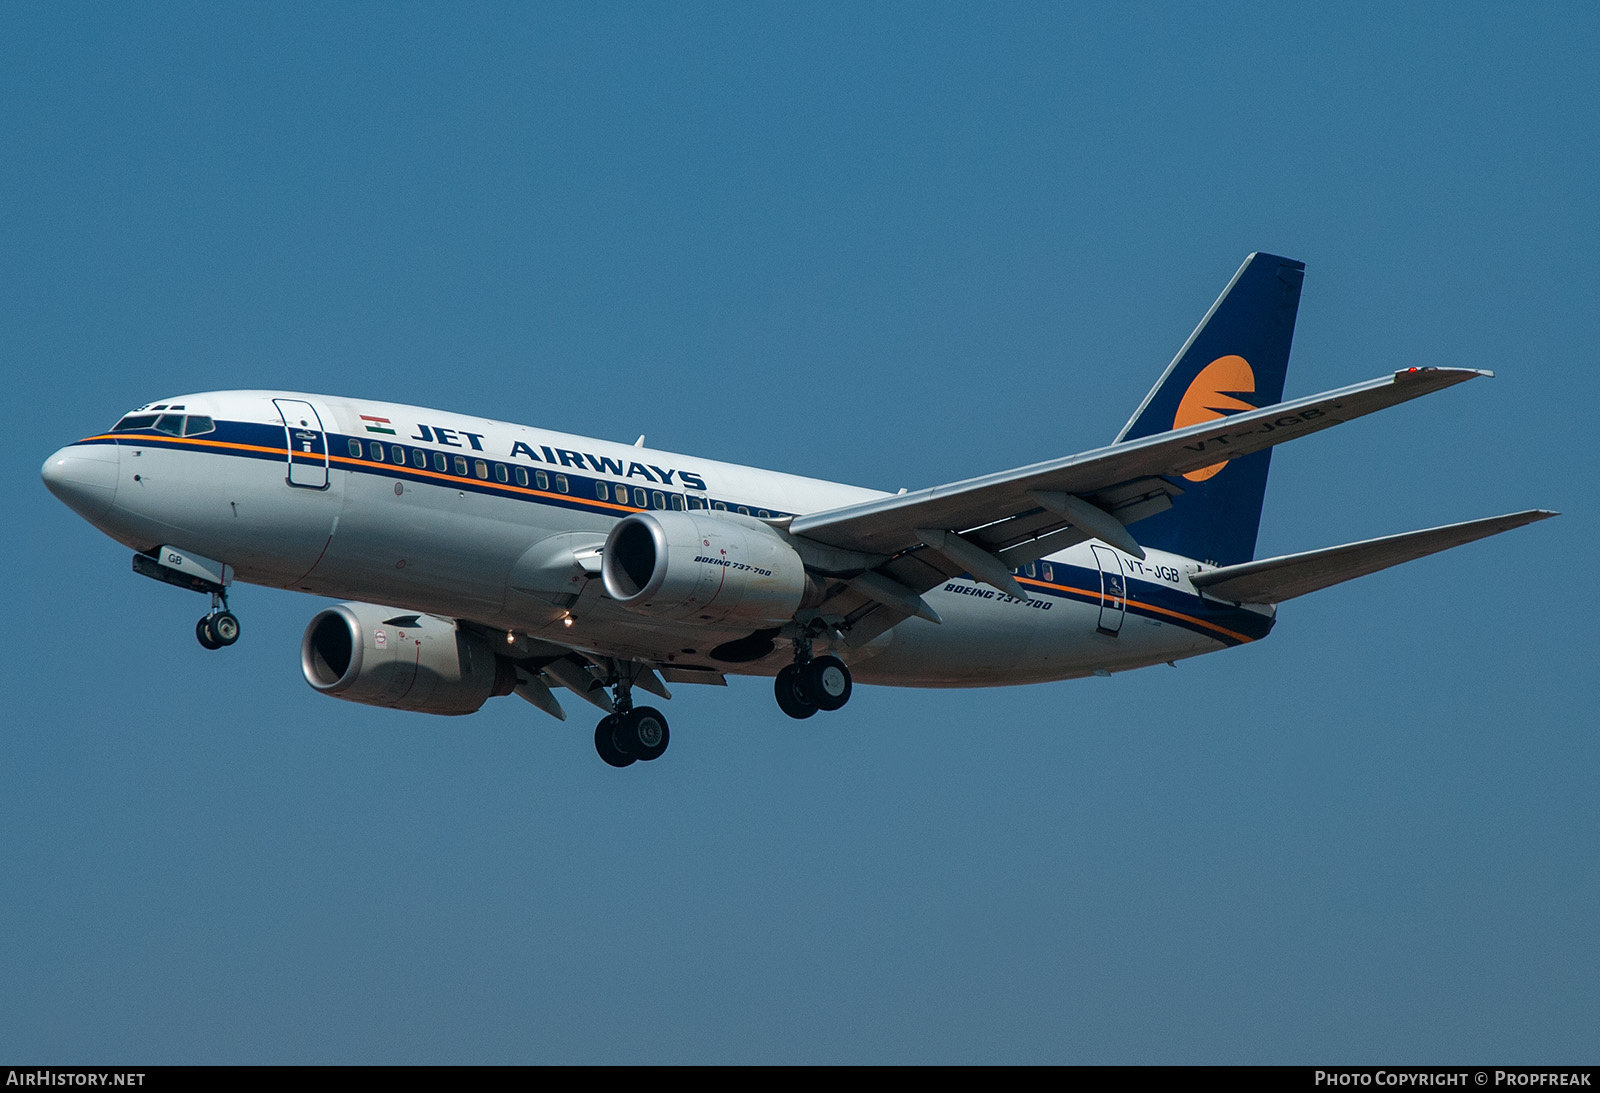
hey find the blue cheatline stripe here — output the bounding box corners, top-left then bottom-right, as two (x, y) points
(937, 568), (1272, 646)
(1036, 566), (1272, 644)
(77, 421), (792, 521)
(81, 423), (1272, 646)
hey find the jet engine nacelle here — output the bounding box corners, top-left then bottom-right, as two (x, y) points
(601, 510), (819, 626)
(300, 602), (515, 716)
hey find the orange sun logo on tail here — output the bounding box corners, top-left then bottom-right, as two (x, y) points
(1174, 355), (1255, 482)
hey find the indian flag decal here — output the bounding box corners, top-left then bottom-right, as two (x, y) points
(361, 415), (396, 435)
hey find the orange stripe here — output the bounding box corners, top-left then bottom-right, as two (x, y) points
(83, 433), (645, 514)
(89, 432), (286, 458)
(88, 433), (1243, 636)
(1016, 575), (1257, 644)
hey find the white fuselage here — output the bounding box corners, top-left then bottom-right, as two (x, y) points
(44, 390), (1275, 688)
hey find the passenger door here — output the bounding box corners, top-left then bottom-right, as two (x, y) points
(273, 399), (329, 489)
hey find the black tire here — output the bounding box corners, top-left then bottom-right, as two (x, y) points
(624, 706), (670, 762)
(196, 616), (221, 650)
(594, 716), (636, 767)
(774, 664), (817, 720)
(210, 611), (241, 646)
(801, 655), (852, 712)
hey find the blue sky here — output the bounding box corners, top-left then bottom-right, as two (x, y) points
(4, 3), (1595, 1063)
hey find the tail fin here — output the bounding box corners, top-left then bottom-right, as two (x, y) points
(1114, 252), (1306, 566)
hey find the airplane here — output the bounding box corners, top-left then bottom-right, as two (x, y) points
(41, 253), (1555, 767)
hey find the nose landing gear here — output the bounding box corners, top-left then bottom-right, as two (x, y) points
(195, 590), (241, 650)
(195, 610), (240, 649)
(130, 546), (242, 651)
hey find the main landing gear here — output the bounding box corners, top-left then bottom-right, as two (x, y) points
(593, 671), (669, 768)
(774, 650), (853, 720)
(195, 590), (241, 650)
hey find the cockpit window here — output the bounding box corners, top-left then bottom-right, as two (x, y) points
(115, 412), (215, 436)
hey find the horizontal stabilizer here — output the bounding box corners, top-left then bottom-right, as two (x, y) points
(1190, 510), (1557, 604)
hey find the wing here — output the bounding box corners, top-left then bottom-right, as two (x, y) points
(784, 367), (1491, 643)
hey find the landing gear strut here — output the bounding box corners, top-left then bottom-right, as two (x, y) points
(593, 668), (670, 767)
(195, 590), (240, 650)
(775, 640), (853, 720)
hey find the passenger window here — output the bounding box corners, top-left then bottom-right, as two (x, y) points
(535, 470), (549, 490)
(155, 414), (184, 436)
(688, 496), (705, 510)
(454, 455), (468, 475)
(652, 491), (666, 510)
(371, 442), (386, 462)
(474, 460), (488, 479)
(392, 445), (405, 464)
(515, 467), (528, 487)
(1026, 563), (1036, 578)
(495, 463), (508, 483)
(433, 452), (447, 472)
(670, 494), (684, 510)
(555, 474), (568, 494)
(412, 449), (426, 468)
(713, 501), (727, 511)
(737, 506), (750, 516)
(757, 509), (770, 518)
(348, 439), (362, 457)
(596, 482), (609, 501)
(1041, 562), (1053, 582)
(633, 487), (647, 508)
(183, 415), (215, 436)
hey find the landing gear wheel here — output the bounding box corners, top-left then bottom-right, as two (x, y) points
(774, 664), (818, 720)
(594, 716), (636, 768)
(210, 611), (240, 646)
(800, 655), (852, 711)
(196, 616), (221, 650)
(621, 706), (670, 762)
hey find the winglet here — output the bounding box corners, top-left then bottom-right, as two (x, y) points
(1394, 366), (1493, 381)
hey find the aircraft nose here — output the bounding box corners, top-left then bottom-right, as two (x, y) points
(42, 443), (120, 523)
